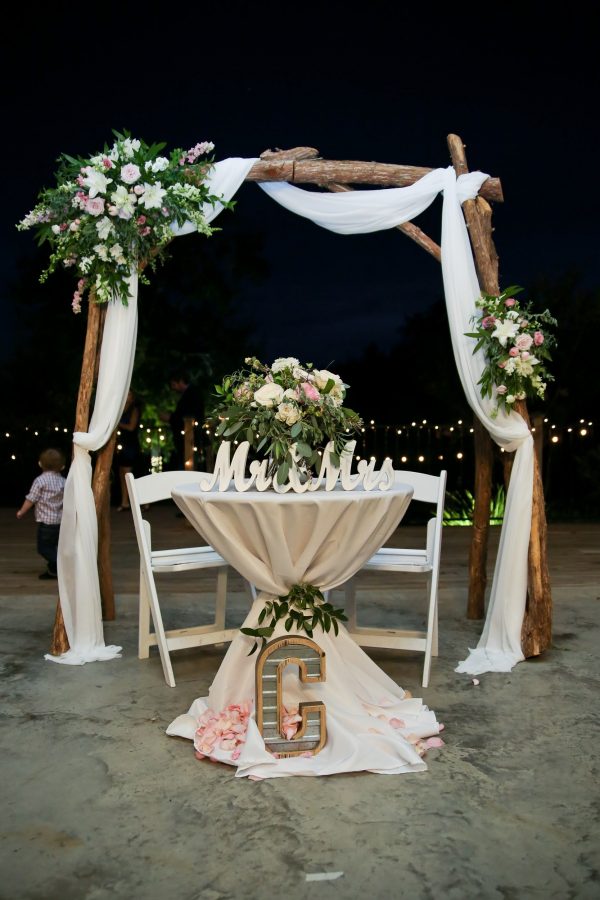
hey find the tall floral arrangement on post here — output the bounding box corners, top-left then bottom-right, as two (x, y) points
(17, 131), (225, 311)
(210, 356), (363, 484)
(467, 286), (557, 416)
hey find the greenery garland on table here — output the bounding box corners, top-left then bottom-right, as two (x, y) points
(17, 130), (227, 310)
(241, 583), (348, 654)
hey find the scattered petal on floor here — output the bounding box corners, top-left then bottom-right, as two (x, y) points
(472, 678), (480, 686)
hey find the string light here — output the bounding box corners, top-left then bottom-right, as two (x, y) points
(418, 455), (425, 462)
(551, 436), (559, 443)
(456, 452), (463, 460)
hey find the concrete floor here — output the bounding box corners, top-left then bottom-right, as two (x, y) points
(1, 511), (599, 899)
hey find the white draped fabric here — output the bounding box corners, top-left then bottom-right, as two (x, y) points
(259, 168), (533, 674)
(48, 158), (258, 665)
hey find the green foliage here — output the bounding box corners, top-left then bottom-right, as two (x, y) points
(443, 485), (506, 526)
(467, 286), (557, 417)
(241, 582), (348, 654)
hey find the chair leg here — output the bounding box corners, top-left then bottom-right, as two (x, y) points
(345, 579), (357, 631)
(214, 566), (227, 629)
(142, 568), (176, 688)
(422, 574), (440, 689)
(138, 565), (151, 660)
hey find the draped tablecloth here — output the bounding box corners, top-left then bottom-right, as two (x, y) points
(167, 482), (443, 778)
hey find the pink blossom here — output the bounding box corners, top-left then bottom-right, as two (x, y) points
(137, 215), (147, 225)
(505, 298), (516, 307)
(509, 347), (519, 357)
(424, 737), (445, 749)
(77, 278), (86, 290)
(481, 315), (496, 329)
(161, 207), (170, 216)
(515, 334), (533, 351)
(86, 197), (105, 216)
(496, 385), (508, 395)
(521, 351), (530, 360)
(300, 382), (320, 402)
(102, 157), (113, 169)
(520, 319), (529, 328)
(179, 157), (186, 165)
(76, 175), (86, 187)
(140, 226), (151, 236)
(134, 184), (145, 195)
(72, 291), (82, 314)
(498, 361), (506, 369)
(59, 223), (68, 232)
(533, 331), (544, 346)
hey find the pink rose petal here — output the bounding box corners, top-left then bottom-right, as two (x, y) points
(472, 678), (480, 686)
(424, 737), (445, 749)
(389, 718), (406, 729)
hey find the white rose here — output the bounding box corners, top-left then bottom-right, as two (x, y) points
(271, 357), (299, 373)
(51, 224), (61, 235)
(313, 369), (342, 391)
(283, 388), (300, 401)
(275, 402), (301, 425)
(254, 383), (285, 407)
(151, 156), (170, 172)
(94, 243), (109, 261)
(506, 394), (516, 404)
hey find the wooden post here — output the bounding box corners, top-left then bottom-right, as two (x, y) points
(92, 430), (117, 620)
(447, 135), (497, 622)
(49, 297), (103, 655)
(515, 401), (552, 657)
(447, 133), (552, 656)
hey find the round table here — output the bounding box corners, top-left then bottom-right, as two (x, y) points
(167, 481), (442, 778)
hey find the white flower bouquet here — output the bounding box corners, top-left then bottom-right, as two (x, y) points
(466, 286), (557, 416)
(17, 130), (224, 311)
(210, 356), (363, 484)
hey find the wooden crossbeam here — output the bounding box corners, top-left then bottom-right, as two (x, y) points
(248, 147), (503, 203)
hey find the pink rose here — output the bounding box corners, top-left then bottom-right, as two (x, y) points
(505, 298), (516, 307)
(140, 226), (151, 236)
(133, 184), (145, 196)
(120, 163), (141, 184)
(533, 331), (544, 346)
(102, 157), (113, 169)
(496, 385), (508, 395)
(509, 347), (519, 357)
(498, 361), (506, 369)
(300, 382), (320, 402)
(136, 215), (147, 225)
(481, 315), (496, 329)
(515, 334), (533, 351)
(521, 351), (530, 360)
(86, 197), (105, 216)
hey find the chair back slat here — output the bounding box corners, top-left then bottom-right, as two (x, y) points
(128, 470), (209, 505)
(393, 470), (445, 505)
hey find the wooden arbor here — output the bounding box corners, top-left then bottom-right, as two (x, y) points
(51, 133), (552, 660)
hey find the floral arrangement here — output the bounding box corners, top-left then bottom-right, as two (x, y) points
(467, 286), (556, 416)
(17, 130), (224, 311)
(211, 355), (363, 484)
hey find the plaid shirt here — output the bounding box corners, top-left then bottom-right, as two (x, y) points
(26, 471), (66, 524)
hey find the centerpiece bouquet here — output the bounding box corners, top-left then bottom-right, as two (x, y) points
(467, 286), (556, 416)
(210, 355), (363, 485)
(17, 130), (224, 311)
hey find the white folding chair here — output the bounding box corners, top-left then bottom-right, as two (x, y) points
(344, 470), (447, 688)
(126, 470), (255, 687)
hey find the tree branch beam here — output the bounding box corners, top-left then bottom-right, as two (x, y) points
(248, 150), (503, 203)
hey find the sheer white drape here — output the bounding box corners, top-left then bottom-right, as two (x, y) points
(49, 158), (258, 665)
(260, 168), (532, 674)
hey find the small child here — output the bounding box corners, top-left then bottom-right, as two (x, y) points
(17, 448), (66, 580)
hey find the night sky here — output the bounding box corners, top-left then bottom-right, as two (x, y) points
(2, 3), (597, 367)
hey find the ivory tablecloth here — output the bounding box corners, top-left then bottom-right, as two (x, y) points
(167, 482), (442, 778)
